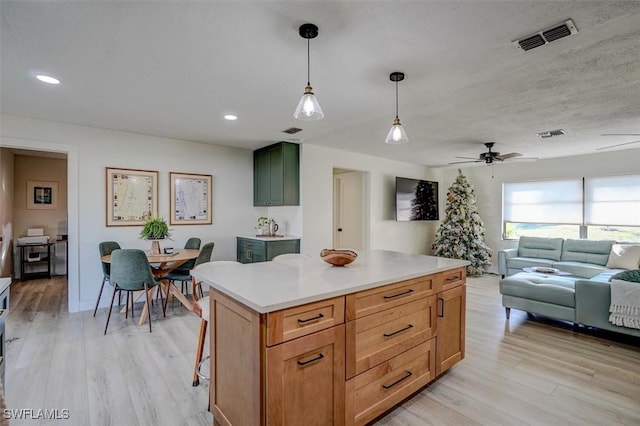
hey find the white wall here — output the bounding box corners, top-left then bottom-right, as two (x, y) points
(442, 147), (640, 274)
(300, 144), (441, 257)
(1, 115), (260, 311)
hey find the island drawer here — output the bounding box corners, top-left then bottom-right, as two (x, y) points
(266, 296), (345, 346)
(440, 267), (466, 292)
(346, 274), (438, 321)
(345, 339), (435, 426)
(346, 295), (436, 378)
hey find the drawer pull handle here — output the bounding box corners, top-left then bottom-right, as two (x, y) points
(297, 353), (324, 366)
(438, 297), (444, 317)
(383, 289), (414, 300)
(383, 324), (414, 338)
(445, 276), (459, 283)
(382, 371), (413, 389)
(298, 313), (325, 324)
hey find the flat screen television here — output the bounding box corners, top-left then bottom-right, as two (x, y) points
(395, 177), (439, 221)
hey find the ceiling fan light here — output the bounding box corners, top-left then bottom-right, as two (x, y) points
(293, 85), (324, 120)
(385, 117), (409, 144)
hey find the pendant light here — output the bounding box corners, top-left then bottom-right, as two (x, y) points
(294, 23), (324, 121)
(385, 71), (409, 144)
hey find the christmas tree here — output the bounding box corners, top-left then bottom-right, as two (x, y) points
(411, 180), (438, 220)
(432, 170), (492, 275)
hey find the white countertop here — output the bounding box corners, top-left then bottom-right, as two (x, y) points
(191, 250), (469, 313)
(237, 235), (300, 242)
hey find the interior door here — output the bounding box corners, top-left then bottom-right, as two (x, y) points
(333, 171), (365, 250)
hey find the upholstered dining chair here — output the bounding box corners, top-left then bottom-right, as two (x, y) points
(165, 241), (214, 300)
(93, 241), (121, 317)
(190, 260), (240, 386)
(272, 253), (311, 261)
(166, 237), (202, 295)
(104, 249), (166, 334)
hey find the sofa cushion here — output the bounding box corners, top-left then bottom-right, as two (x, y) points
(500, 273), (575, 307)
(552, 261), (606, 279)
(591, 268), (627, 282)
(507, 257), (556, 271)
(561, 239), (615, 266)
(518, 236), (564, 261)
(606, 244), (640, 270)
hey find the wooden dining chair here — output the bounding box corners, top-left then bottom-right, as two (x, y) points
(93, 241), (121, 317)
(190, 260), (240, 386)
(104, 249), (166, 334)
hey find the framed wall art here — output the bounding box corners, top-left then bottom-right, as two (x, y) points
(106, 167), (158, 226)
(27, 180), (59, 210)
(170, 172), (212, 225)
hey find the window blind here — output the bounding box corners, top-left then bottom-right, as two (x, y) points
(585, 174), (640, 226)
(503, 179), (582, 224)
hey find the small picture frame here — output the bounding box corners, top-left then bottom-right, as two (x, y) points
(170, 172), (212, 225)
(27, 181), (58, 210)
(106, 167), (158, 226)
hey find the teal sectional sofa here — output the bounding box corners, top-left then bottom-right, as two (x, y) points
(498, 237), (640, 338)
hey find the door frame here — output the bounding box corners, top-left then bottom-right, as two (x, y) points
(1, 137), (79, 312)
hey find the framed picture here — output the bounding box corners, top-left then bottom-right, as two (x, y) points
(170, 172), (212, 225)
(27, 180), (58, 210)
(106, 167), (158, 226)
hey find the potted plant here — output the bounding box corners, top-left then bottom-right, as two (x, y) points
(255, 216), (271, 236)
(140, 217), (171, 254)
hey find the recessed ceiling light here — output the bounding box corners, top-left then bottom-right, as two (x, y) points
(224, 114), (237, 121)
(36, 74), (60, 85)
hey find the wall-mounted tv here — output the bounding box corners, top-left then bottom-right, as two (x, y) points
(395, 177), (439, 221)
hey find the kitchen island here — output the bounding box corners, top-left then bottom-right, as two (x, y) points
(192, 250), (469, 426)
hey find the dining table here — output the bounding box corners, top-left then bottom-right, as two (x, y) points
(100, 248), (200, 325)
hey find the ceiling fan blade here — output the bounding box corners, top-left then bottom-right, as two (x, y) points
(449, 160), (482, 165)
(454, 156), (479, 160)
(495, 152), (522, 160)
(596, 140), (640, 151)
(509, 156), (539, 161)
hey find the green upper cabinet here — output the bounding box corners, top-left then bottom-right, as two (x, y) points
(254, 141), (300, 206)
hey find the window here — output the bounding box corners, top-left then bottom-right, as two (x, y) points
(503, 175), (640, 242)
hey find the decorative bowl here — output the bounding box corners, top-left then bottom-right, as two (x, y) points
(320, 249), (358, 266)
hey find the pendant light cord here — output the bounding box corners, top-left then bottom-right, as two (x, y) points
(307, 38), (311, 85)
(395, 80), (399, 119)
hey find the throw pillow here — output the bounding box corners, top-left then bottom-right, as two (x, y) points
(606, 244), (640, 270)
(611, 269), (640, 283)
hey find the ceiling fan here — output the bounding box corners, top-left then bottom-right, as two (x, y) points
(597, 134), (640, 151)
(449, 142), (536, 165)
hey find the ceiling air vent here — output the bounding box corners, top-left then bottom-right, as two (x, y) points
(537, 129), (566, 139)
(282, 127), (303, 134)
(513, 19), (578, 52)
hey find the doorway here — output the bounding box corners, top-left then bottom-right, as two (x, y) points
(0, 138), (78, 312)
(333, 169), (368, 250)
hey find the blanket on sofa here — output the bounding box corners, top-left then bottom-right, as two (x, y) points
(609, 270), (640, 329)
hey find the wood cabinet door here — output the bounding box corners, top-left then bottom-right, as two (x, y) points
(254, 148), (271, 206)
(436, 285), (466, 376)
(266, 325), (345, 426)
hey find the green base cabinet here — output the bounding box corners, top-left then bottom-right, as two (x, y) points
(254, 142), (299, 206)
(237, 237), (301, 264)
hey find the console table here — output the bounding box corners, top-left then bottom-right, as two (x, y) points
(192, 250), (469, 425)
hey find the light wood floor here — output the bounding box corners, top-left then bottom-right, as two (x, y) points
(5, 275), (640, 425)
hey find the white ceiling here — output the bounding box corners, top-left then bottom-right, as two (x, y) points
(1, 1), (639, 167)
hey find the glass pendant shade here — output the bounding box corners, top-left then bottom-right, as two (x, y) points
(294, 85), (324, 120)
(385, 117), (409, 144)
